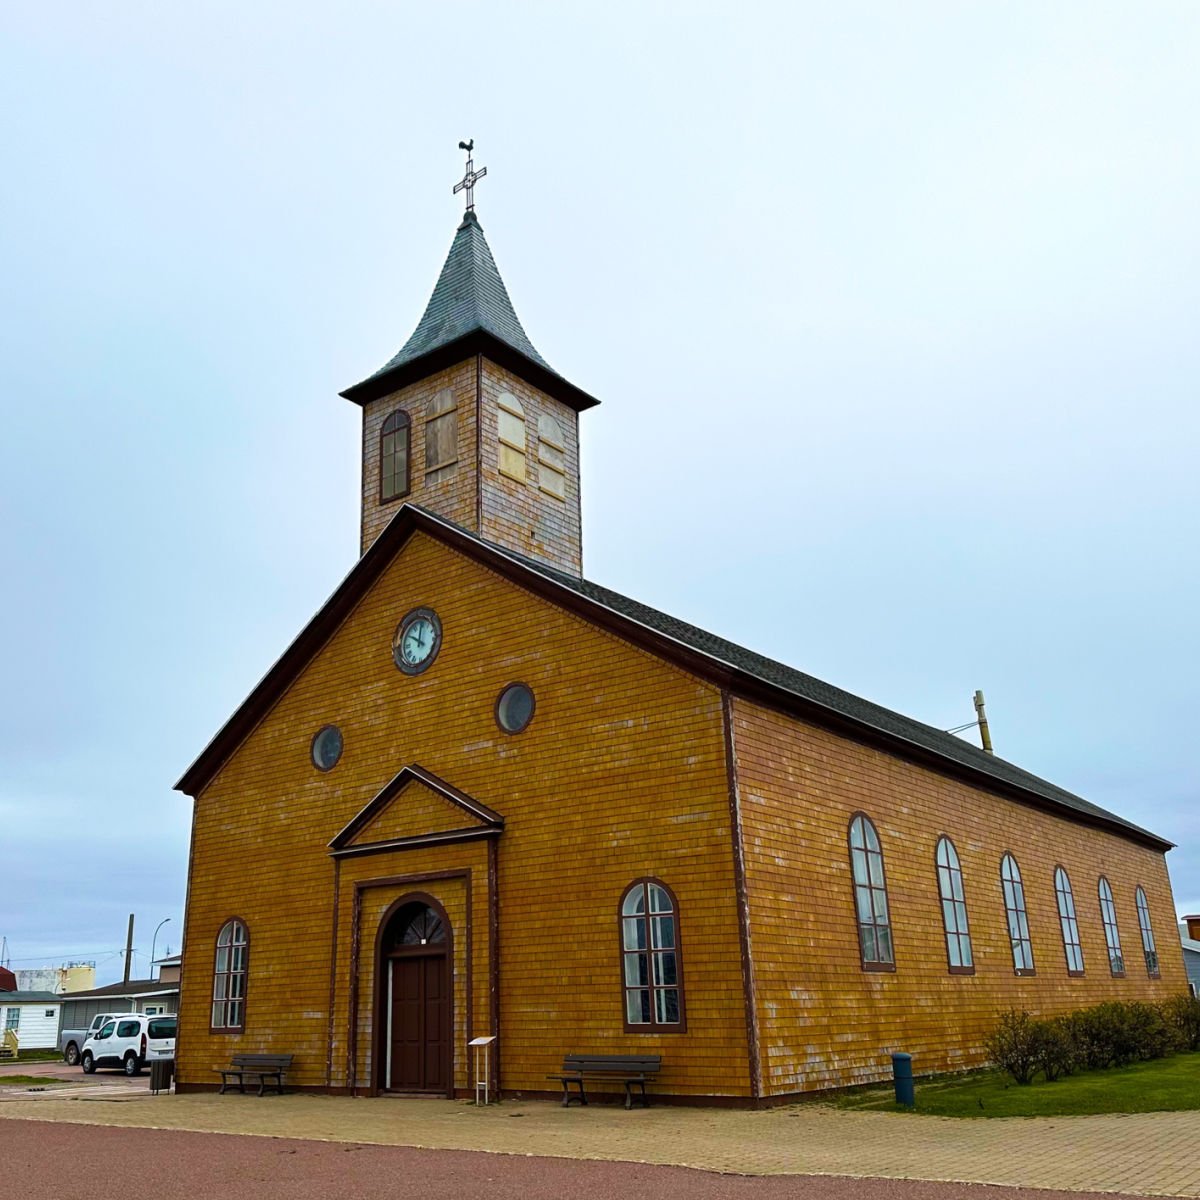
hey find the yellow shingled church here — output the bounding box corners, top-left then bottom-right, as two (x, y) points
(174, 158), (1184, 1103)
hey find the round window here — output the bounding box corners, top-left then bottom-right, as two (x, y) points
(495, 683), (535, 734)
(311, 725), (344, 771)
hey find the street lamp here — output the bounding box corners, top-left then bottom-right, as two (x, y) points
(150, 918), (171, 980)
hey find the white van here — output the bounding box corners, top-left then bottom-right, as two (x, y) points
(80, 1014), (176, 1076)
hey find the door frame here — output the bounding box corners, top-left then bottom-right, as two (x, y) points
(371, 892), (454, 1097)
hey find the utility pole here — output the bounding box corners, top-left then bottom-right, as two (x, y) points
(122, 914), (135, 985)
(974, 690), (993, 755)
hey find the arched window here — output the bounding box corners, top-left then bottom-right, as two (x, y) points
(497, 392), (526, 482)
(1001, 853), (1035, 976)
(380, 410), (411, 502)
(384, 901), (447, 949)
(212, 918), (248, 1032)
(1098, 877), (1125, 977)
(848, 814), (894, 970)
(537, 414), (566, 499)
(1054, 867), (1085, 976)
(1135, 886), (1160, 978)
(620, 879), (684, 1030)
(936, 837), (974, 974)
(424, 388), (458, 483)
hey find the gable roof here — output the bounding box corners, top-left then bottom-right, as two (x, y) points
(329, 763), (504, 859)
(0, 991), (60, 1004)
(61, 980), (178, 1001)
(175, 504), (1171, 853)
(340, 211), (599, 413)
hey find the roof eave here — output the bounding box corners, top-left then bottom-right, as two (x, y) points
(175, 504), (1173, 855)
(174, 509), (420, 797)
(339, 329), (600, 413)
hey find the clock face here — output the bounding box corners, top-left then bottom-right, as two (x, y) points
(393, 607), (442, 675)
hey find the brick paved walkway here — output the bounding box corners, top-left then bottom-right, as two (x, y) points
(2, 1091), (1198, 1196)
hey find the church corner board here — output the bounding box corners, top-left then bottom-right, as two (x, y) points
(174, 153), (1184, 1104)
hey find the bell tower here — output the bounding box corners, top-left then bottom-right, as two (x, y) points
(340, 147), (598, 576)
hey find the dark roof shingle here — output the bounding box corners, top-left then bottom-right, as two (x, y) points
(340, 212), (598, 411)
(511, 550), (1166, 847)
(61, 980), (179, 1000)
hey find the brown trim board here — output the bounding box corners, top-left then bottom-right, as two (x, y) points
(474, 353), (483, 534)
(326, 856), (341, 1088)
(722, 692), (762, 1099)
(487, 835), (501, 1101)
(332, 826), (499, 860)
(329, 763), (504, 852)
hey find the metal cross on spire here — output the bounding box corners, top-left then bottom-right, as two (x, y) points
(453, 140), (487, 212)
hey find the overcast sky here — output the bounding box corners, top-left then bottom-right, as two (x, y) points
(2, 3), (1197, 986)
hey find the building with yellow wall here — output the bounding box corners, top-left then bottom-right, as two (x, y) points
(175, 180), (1184, 1104)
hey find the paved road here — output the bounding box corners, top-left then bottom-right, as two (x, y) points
(2, 1120), (1159, 1200)
(0, 1058), (148, 1090)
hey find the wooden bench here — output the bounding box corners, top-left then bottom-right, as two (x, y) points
(548, 1054), (662, 1109)
(216, 1053), (293, 1096)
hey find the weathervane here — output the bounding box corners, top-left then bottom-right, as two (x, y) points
(453, 139), (487, 212)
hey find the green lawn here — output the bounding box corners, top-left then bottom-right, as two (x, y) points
(0, 1075), (67, 1086)
(834, 1052), (1200, 1117)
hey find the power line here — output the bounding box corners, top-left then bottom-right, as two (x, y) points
(0, 948), (128, 963)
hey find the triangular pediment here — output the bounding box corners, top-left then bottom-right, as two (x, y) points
(328, 764), (503, 859)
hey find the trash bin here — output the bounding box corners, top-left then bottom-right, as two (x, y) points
(149, 1058), (174, 1094)
(891, 1052), (914, 1107)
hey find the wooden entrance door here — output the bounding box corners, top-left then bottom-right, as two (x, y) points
(388, 953), (449, 1092)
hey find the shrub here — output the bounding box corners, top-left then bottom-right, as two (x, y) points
(987, 1009), (1044, 1085)
(1123, 1000), (1180, 1061)
(988, 998), (1186, 1088)
(1070, 1000), (1178, 1068)
(1036, 1016), (1080, 1081)
(1066, 1006), (1114, 1070)
(1161, 993), (1200, 1051)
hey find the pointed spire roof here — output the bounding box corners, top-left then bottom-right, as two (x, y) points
(341, 211), (598, 411)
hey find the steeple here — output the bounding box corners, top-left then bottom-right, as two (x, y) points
(344, 156), (596, 574)
(340, 210), (597, 413)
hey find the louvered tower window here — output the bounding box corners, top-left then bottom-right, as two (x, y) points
(497, 392), (526, 481)
(537, 414), (566, 499)
(424, 388), (458, 483)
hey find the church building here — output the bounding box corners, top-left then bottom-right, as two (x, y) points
(175, 157), (1185, 1103)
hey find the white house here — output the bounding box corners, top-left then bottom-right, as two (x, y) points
(1179, 917), (1200, 997)
(0, 991), (63, 1053)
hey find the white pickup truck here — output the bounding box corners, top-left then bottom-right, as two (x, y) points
(59, 1012), (137, 1065)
